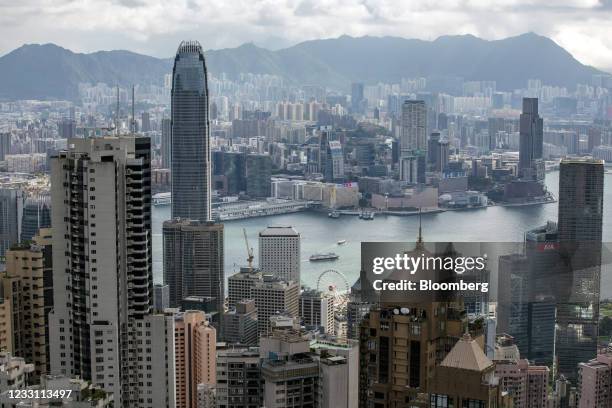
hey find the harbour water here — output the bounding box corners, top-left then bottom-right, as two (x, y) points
(152, 171), (612, 291)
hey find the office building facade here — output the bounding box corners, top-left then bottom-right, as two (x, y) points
(171, 41), (212, 222)
(518, 98), (544, 181)
(258, 226), (300, 284)
(163, 218), (224, 316)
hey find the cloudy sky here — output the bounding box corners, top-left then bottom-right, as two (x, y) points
(1, 0), (611, 70)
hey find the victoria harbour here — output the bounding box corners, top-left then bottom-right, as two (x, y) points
(153, 170), (612, 291)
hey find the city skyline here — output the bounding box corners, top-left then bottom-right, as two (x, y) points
(0, 13), (611, 404)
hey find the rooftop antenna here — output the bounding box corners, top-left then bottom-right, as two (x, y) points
(131, 85), (135, 134)
(115, 85), (120, 136)
(416, 207), (424, 249)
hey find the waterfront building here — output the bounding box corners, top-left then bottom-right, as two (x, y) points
(171, 41), (211, 222)
(162, 218), (224, 317)
(245, 154), (272, 198)
(518, 98), (544, 181)
(324, 140), (345, 183)
(258, 226), (300, 284)
(212, 151), (247, 196)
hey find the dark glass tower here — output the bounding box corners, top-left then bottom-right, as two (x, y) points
(518, 98), (544, 181)
(555, 157), (604, 382)
(171, 40), (211, 222)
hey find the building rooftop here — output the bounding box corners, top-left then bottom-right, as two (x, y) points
(259, 226), (300, 237)
(441, 333), (493, 372)
(561, 157), (604, 165)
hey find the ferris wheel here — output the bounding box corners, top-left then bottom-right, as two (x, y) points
(317, 269), (350, 311)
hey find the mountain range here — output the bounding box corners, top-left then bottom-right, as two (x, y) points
(0, 33), (605, 101)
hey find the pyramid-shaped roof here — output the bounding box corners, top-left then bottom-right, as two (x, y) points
(441, 333), (493, 372)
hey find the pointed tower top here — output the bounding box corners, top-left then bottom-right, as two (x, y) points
(416, 208), (424, 249)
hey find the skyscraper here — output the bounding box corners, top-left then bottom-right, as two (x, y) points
(558, 158), (604, 244)
(324, 140), (345, 183)
(57, 118), (76, 139)
(518, 98), (544, 181)
(400, 100), (427, 183)
(0, 230), (52, 380)
(161, 118), (171, 169)
(436, 139), (450, 173)
(171, 41), (211, 222)
(555, 157), (604, 382)
(48, 136), (176, 407)
(20, 194), (51, 242)
(174, 311), (216, 408)
(258, 226), (301, 284)
(488, 117), (505, 152)
(351, 82), (364, 113)
(245, 154), (272, 198)
(0, 133), (11, 162)
(163, 218), (224, 317)
(0, 187), (23, 257)
(401, 100), (427, 152)
(427, 131), (441, 167)
(141, 111), (151, 133)
(252, 275), (299, 336)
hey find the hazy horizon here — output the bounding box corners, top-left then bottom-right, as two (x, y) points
(1, 0), (611, 71)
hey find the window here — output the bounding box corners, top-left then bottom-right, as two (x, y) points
(430, 394), (452, 408)
(462, 400), (485, 408)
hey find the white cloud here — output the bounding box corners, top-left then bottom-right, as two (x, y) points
(0, 0), (610, 70)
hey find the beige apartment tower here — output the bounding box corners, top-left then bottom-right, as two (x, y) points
(175, 310), (216, 408)
(0, 228), (52, 380)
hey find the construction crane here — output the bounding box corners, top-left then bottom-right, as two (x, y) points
(243, 228), (254, 271)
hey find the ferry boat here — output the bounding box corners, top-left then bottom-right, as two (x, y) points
(153, 192), (171, 206)
(359, 211), (375, 220)
(309, 253), (340, 262)
(328, 211), (340, 219)
(337, 239), (347, 245)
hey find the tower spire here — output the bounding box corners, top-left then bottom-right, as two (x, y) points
(416, 207), (424, 249)
(115, 85), (120, 136)
(131, 85), (135, 133)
